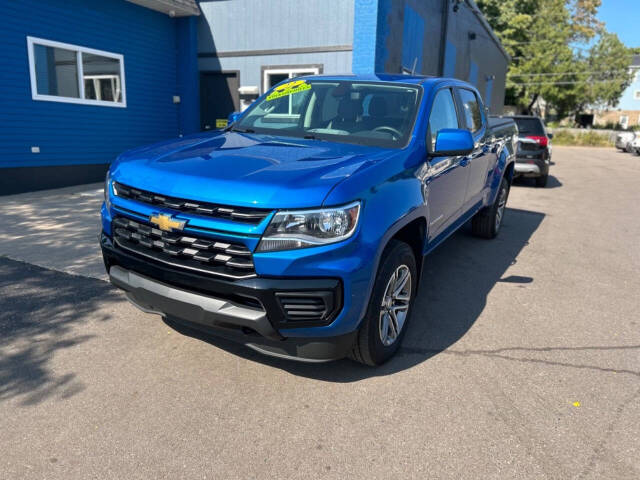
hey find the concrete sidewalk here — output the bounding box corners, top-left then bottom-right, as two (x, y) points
(0, 183), (106, 280)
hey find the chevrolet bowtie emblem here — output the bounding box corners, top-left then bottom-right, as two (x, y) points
(149, 213), (186, 232)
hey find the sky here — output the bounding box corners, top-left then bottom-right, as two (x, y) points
(598, 0), (639, 47)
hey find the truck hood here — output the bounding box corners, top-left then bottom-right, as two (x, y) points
(111, 131), (385, 209)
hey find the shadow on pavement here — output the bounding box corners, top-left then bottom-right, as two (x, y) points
(0, 258), (121, 406)
(513, 175), (563, 189)
(0, 184), (105, 280)
(167, 207), (557, 382)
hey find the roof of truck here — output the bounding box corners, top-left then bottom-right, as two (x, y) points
(296, 74), (478, 89)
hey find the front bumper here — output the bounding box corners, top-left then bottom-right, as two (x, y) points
(102, 233), (356, 361)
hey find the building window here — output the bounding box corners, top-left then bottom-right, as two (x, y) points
(262, 66), (321, 94)
(27, 36), (126, 107)
(634, 90), (640, 100)
(261, 66), (321, 116)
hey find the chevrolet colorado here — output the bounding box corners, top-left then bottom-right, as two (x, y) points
(101, 74), (516, 365)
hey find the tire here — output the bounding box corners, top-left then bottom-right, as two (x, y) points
(350, 240), (417, 366)
(471, 177), (510, 239)
(535, 174), (548, 188)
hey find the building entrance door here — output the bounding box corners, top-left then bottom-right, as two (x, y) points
(200, 71), (239, 130)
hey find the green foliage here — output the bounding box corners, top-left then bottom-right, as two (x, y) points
(476, 0), (634, 116)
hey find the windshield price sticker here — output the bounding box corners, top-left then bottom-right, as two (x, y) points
(266, 80), (311, 101)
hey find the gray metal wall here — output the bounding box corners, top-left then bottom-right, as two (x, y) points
(197, 0), (354, 92)
(445, 1), (508, 114)
(197, 0), (507, 112)
(376, 0), (507, 113)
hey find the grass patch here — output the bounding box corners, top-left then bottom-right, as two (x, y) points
(552, 130), (613, 147)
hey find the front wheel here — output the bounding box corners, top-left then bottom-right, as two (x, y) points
(471, 177), (510, 239)
(350, 240), (417, 366)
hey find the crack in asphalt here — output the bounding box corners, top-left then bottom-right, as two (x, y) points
(399, 345), (640, 378)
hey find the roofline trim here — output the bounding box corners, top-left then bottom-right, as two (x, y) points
(125, 0), (200, 17)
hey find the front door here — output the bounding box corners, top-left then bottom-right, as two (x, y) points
(456, 88), (493, 209)
(425, 88), (470, 240)
(200, 71), (239, 131)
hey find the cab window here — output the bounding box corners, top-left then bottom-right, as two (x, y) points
(458, 89), (483, 133)
(427, 89), (459, 151)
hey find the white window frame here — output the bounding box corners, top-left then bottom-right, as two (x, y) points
(27, 36), (126, 108)
(262, 66), (320, 94)
(634, 90), (640, 100)
(262, 66), (320, 116)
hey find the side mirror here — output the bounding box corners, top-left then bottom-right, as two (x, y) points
(432, 129), (474, 157)
(547, 132), (554, 139)
(228, 111), (241, 125)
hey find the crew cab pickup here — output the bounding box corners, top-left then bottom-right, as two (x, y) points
(101, 75), (516, 366)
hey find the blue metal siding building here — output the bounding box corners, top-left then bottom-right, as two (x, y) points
(1, 0), (507, 194)
(0, 0), (200, 194)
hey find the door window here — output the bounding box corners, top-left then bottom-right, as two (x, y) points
(428, 89), (459, 151)
(458, 89), (483, 133)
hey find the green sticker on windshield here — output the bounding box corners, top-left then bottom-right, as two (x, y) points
(266, 80), (311, 101)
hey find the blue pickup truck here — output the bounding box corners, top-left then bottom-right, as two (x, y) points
(101, 74), (516, 365)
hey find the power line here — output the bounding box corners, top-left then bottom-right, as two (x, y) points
(508, 70), (627, 77)
(508, 79), (627, 86)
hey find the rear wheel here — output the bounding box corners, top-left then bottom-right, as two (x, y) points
(350, 240), (417, 366)
(535, 174), (548, 188)
(471, 177), (510, 239)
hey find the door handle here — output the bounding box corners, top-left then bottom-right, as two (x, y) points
(459, 157), (470, 167)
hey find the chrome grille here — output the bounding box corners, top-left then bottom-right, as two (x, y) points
(112, 216), (255, 279)
(113, 182), (271, 224)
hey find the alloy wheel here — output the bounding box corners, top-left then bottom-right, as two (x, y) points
(495, 186), (507, 231)
(379, 265), (412, 346)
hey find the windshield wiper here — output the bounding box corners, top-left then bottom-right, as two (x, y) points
(226, 125), (255, 133)
(303, 134), (324, 141)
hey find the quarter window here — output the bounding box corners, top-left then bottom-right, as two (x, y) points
(428, 89), (459, 151)
(458, 89), (483, 133)
(27, 37), (126, 107)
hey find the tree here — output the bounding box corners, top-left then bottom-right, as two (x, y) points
(476, 0), (633, 116)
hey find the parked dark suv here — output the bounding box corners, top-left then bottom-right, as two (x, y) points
(508, 116), (553, 187)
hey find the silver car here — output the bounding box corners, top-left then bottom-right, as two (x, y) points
(616, 131), (636, 152)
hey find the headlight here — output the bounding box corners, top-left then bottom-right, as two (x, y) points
(256, 201), (361, 252)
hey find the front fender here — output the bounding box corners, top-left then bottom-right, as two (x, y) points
(325, 156), (428, 324)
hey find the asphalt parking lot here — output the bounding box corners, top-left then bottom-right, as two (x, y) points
(1, 147), (639, 479)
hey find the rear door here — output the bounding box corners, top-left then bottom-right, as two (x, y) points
(425, 88), (470, 239)
(200, 71), (239, 131)
(456, 88), (493, 210)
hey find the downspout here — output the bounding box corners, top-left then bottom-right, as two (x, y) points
(438, 0), (450, 76)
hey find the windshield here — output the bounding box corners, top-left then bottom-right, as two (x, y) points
(233, 79), (422, 149)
